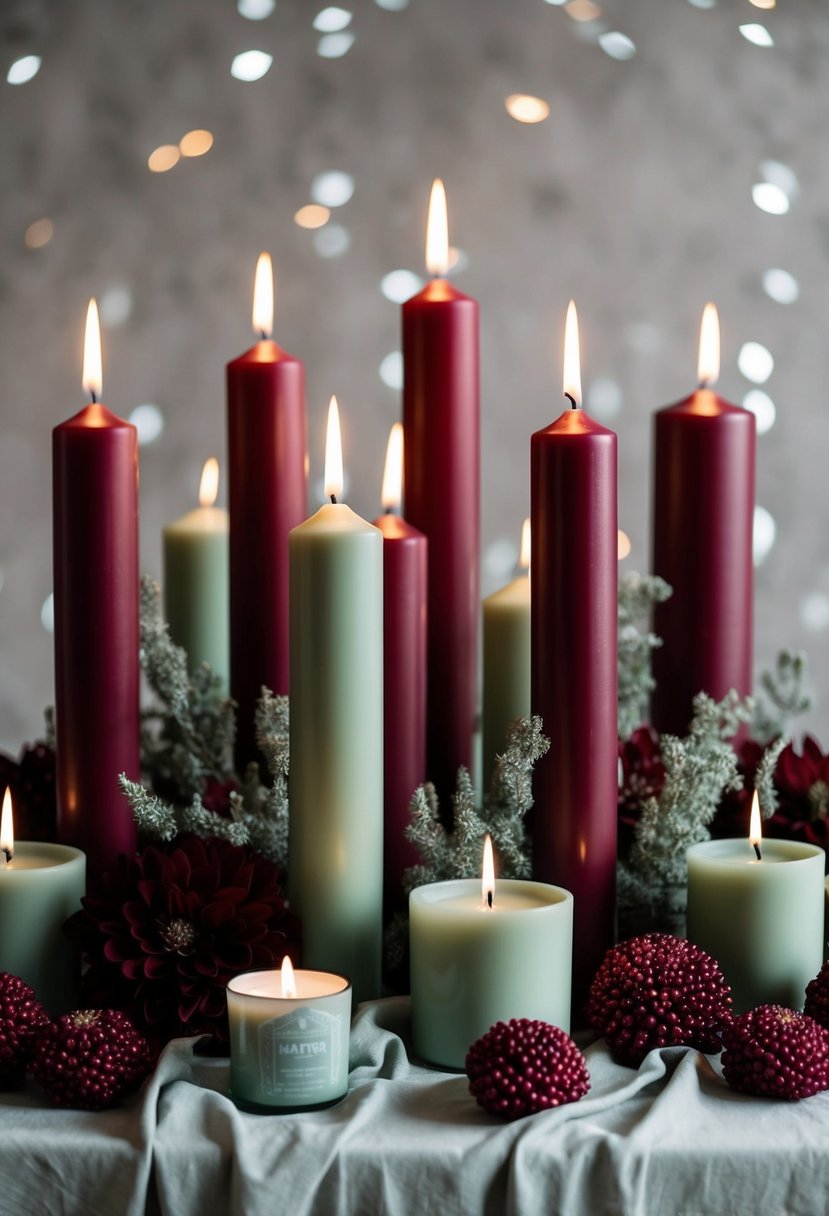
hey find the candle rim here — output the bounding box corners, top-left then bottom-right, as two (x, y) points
(409, 877), (572, 909)
(686, 837), (824, 863)
(0, 841), (86, 871)
(227, 967), (351, 999)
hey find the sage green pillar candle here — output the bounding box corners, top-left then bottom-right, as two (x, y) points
(289, 398), (384, 1004)
(482, 519), (530, 786)
(410, 877), (573, 1069)
(686, 837), (825, 1013)
(0, 814), (85, 1014)
(163, 459), (229, 690)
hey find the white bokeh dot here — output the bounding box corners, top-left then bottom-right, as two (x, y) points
(752, 506), (776, 566)
(311, 171), (355, 208)
(760, 160), (799, 200)
(587, 377), (624, 420)
(738, 341), (774, 384)
(742, 389), (776, 434)
(238, 0), (275, 17)
(739, 23), (773, 47)
(317, 32), (355, 57)
(99, 285), (133, 328)
(230, 50), (273, 81)
(800, 593), (829, 632)
(599, 32), (636, 60)
(313, 224), (350, 257)
(380, 269), (423, 303)
(41, 592), (54, 635)
(129, 403), (165, 445)
(379, 351), (403, 390)
(762, 268), (799, 305)
(313, 7), (352, 31)
(6, 56), (41, 85)
(752, 183), (789, 215)
(374, 0), (409, 9)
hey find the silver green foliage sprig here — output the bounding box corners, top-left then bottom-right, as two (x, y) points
(120, 577), (290, 869)
(617, 572), (672, 739)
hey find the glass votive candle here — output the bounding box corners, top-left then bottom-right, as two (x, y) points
(227, 959), (352, 1113)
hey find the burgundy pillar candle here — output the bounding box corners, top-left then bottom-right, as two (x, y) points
(372, 423), (427, 909)
(227, 254), (307, 768)
(530, 302), (618, 1013)
(402, 180), (479, 806)
(53, 300), (139, 873)
(651, 305), (756, 737)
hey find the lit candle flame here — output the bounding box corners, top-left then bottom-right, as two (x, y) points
(563, 300), (582, 407)
(749, 789), (762, 860)
(697, 302), (720, 389)
(252, 252), (274, 339)
(281, 954), (297, 998)
(381, 422), (404, 513)
(481, 833), (495, 910)
(324, 395), (344, 502)
(199, 458), (220, 508)
(519, 518), (531, 571)
(617, 530), (632, 561)
(425, 179), (449, 278)
(1, 787), (13, 864)
(82, 298), (103, 402)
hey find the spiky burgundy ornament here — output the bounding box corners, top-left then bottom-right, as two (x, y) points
(804, 961), (829, 1030)
(587, 933), (733, 1066)
(0, 972), (49, 1086)
(722, 1005), (829, 1100)
(30, 1009), (153, 1110)
(465, 1018), (590, 1120)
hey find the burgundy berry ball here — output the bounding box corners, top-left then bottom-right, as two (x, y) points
(0, 972), (49, 1087)
(31, 1009), (153, 1110)
(466, 1018), (590, 1120)
(587, 933), (733, 1067)
(722, 1005), (829, 1101)
(804, 961), (829, 1031)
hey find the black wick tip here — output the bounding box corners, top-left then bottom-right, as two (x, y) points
(564, 392), (578, 410)
(259, 330), (269, 342)
(2, 848), (12, 864)
(90, 390), (97, 404)
(330, 494), (338, 505)
(487, 890), (493, 909)
(753, 842), (762, 862)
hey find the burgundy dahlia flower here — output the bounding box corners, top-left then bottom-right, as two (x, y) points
(66, 834), (300, 1048)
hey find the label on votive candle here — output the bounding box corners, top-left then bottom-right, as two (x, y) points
(258, 1007), (342, 1101)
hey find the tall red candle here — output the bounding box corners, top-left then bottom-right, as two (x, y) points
(402, 180), (479, 806)
(651, 305), (756, 736)
(531, 303), (618, 1013)
(53, 300), (139, 873)
(372, 423), (427, 910)
(227, 253), (307, 768)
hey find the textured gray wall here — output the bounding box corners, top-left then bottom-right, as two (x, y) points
(1, 0), (828, 752)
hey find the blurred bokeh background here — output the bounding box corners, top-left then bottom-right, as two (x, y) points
(1, 0), (827, 751)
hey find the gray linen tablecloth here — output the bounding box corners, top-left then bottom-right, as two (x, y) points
(0, 996), (828, 1216)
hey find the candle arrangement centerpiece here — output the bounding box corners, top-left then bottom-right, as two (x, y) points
(5, 181), (829, 1124)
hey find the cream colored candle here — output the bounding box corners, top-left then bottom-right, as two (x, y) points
(289, 398), (384, 1003)
(410, 837), (573, 1069)
(163, 457), (229, 689)
(686, 796), (824, 1013)
(482, 518), (530, 786)
(0, 789), (86, 1013)
(227, 958), (351, 1112)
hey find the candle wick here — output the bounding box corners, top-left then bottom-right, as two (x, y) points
(330, 494), (338, 505)
(258, 330), (269, 342)
(698, 378), (710, 391)
(487, 889), (493, 909)
(90, 390), (97, 404)
(2, 847), (13, 864)
(753, 842), (762, 862)
(564, 392), (578, 411)
(384, 506), (394, 516)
